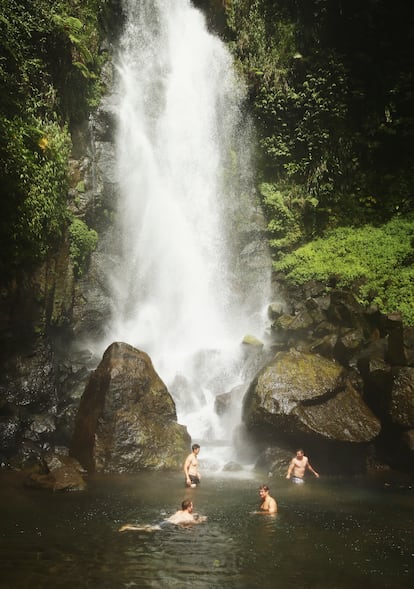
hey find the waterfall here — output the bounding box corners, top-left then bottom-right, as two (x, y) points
(106, 0), (271, 466)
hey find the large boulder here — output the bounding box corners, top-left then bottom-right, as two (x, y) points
(243, 349), (381, 447)
(70, 342), (190, 473)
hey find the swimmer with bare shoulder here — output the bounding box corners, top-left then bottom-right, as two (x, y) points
(254, 485), (277, 514)
(118, 499), (206, 532)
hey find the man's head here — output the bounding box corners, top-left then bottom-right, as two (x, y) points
(296, 449), (304, 459)
(192, 443), (200, 454)
(181, 499), (193, 512)
(259, 485), (270, 498)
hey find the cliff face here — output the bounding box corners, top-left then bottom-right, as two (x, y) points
(0, 29), (121, 467)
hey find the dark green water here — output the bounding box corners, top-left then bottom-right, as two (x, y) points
(0, 471), (413, 588)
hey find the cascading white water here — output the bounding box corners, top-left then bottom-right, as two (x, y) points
(107, 0), (271, 466)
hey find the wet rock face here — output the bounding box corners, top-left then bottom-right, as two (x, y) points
(0, 341), (57, 413)
(24, 453), (87, 492)
(389, 367), (414, 428)
(244, 285), (414, 474)
(243, 349), (380, 445)
(70, 342), (191, 473)
(0, 340), (59, 457)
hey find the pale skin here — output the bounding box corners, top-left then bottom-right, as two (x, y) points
(256, 486), (278, 514)
(286, 449), (319, 480)
(118, 500), (207, 531)
(166, 502), (207, 525)
(183, 446), (201, 487)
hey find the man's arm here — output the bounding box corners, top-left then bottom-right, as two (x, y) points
(183, 454), (192, 483)
(306, 461), (319, 478)
(286, 459), (294, 479)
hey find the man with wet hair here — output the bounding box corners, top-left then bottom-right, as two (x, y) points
(118, 499), (207, 531)
(257, 485), (278, 514)
(166, 499), (206, 524)
(183, 443), (201, 487)
(286, 448), (319, 483)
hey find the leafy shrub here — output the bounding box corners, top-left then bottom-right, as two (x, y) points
(0, 0), (111, 277)
(68, 218), (98, 276)
(274, 216), (414, 325)
(0, 115), (71, 270)
(259, 181), (307, 250)
(225, 0), (414, 236)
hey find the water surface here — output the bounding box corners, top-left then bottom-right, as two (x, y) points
(0, 471), (412, 588)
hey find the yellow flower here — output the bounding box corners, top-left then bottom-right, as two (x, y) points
(38, 136), (48, 151)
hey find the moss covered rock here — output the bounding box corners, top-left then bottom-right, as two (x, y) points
(243, 349), (380, 444)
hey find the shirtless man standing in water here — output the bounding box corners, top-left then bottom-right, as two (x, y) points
(257, 485), (278, 514)
(286, 448), (319, 483)
(183, 443), (201, 488)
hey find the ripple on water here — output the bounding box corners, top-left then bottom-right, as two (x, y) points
(0, 472), (413, 589)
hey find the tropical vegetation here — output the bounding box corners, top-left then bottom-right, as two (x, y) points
(0, 0), (112, 275)
(223, 0), (414, 323)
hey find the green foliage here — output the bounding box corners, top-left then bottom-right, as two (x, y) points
(0, 0), (108, 120)
(224, 0), (414, 235)
(225, 0), (354, 234)
(0, 114), (71, 269)
(0, 0), (111, 277)
(51, 13), (95, 77)
(47, 1), (111, 118)
(275, 216), (414, 324)
(226, 0), (414, 326)
(69, 218), (98, 276)
(259, 181), (312, 250)
(76, 180), (85, 193)
(226, 0), (296, 83)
